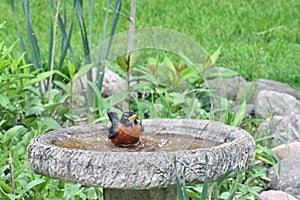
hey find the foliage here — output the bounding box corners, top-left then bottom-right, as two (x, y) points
(0, 38), (67, 131)
(0, 32), (101, 199)
(10, 0), (121, 101)
(174, 138), (279, 200)
(0, 125), (102, 199)
(2, 1), (300, 88)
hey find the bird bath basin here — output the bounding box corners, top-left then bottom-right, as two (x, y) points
(28, 119), (255, 200)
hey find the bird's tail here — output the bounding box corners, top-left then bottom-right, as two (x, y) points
(107, 112), (119, 139)
(107, 112), (119, 125)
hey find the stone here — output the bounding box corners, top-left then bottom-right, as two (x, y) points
(258, 114), (300, 147)
(259, 190), (297, 200)
(268, 154), (300, 199)
(28, 119), (255, 190)
(254, 90), (300, 118)
(73, 67), (127, 97)
(203, 66), (247, 101)
(237, 79), (299, 104)
(272, 142), (300, 160)
(232, 104), (255, 119)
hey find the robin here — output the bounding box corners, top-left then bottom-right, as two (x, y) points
(107, 111), (143, 147)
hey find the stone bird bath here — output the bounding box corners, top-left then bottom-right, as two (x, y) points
(28, 119), (255, 200)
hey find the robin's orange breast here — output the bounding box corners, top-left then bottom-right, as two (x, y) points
(110, 125), (142, 145)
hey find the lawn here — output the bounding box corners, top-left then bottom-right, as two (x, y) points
(1, 0), (300, 87)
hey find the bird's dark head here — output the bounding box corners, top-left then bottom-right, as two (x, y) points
(120, 112), (138, 126)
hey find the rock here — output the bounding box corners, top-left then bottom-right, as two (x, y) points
(272, 142), (300, 159)
(259, 190), (297, 200)
(203, 66), (247, 101)
(258, 114), (300, 147)
(254, 90), (300, 118)
(268, 154), (300, 199)
(73, 67), (127, 97)
(237, 79), (299, 104)
(232, 104), (255, 119)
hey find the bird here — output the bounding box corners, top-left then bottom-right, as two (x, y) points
(107, 111), (143, 147)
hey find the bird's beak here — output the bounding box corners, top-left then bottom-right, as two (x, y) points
(128, 114), (137, 120)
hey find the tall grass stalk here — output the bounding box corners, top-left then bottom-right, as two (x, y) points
(96, 0), (121, 90)
(48, 0), (61, 100)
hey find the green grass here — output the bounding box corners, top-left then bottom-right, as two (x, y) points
(1, 0), (300, 87)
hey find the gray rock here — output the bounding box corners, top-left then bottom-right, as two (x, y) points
(237, 79), (299, 104)
(254, 90), (300, 118)
(73, 67), (128, 97)
(259, 190), (297, 200)
(268, 154), (300, 199)
(258, 114), (300, 147)
(272, 142), (300, 160)
(203, 66), (247, 100)
(232, 104), (255, 119)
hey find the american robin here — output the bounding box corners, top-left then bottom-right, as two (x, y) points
(107, 111), (143, 147)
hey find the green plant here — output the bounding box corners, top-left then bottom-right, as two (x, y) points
(0, 32), (100, 199)
(175, 155), (241, 200)
(11, 0), (121, 106)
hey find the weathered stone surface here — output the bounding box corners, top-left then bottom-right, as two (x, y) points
(258, 114), (300, 147)
(272, 142), (300, 160)
(28, 119), (255, 189)
(104, 187), (177, 200)
(237, 79), (299, 104)
(254, 90), (300, 118)
(232, 104), (255, 119)
(268, 154), (300, 199)
(259, 190), (298, 200)
(203, 66), (247, 100)
(73, 67), (127, 97)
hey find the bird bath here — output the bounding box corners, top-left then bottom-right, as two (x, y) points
(28, 119), (255, 200)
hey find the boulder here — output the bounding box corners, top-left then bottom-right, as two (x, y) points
(73, 67), (127, 97)
(272, 142), (300, 160)
(254, 90), (300, 118)
(232, 104), (255, 119)
(258, 114), (300, 147)
(259, 190), (297, 200)
(203, 66), (247, 101)
(237, 79), (299, 104)
(268, 154), (300, 199)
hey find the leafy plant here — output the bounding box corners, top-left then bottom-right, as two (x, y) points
(175, 155), (242, 200)
(11, 0), (121, 104)
(0, 29), (99, 198)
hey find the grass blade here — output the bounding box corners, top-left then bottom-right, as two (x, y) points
(87, 81), (107, 117)
(57, 14), (74, 70)
(105, 0), (121, 58)
(157, 89), (171, 118)
(88, 0), (93, 51)
(174, 157), (184, 200)
(10, 0), (29, 64)
(75, 0), (91, 65)
(212, 169), (233, 200)
(47, 0), (54, 73)
(22, 0), (43, 70)
(19, 179), (45, 197)
(54, 0), (78, 70)
(96, 0), (121, 89)
(232, 100), (246, 127)
(96, 0), (113, 89)
(201, 155), (209, 200)
(226, 167), (240, 200)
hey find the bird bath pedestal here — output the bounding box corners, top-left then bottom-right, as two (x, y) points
(28, 119), (255, 200)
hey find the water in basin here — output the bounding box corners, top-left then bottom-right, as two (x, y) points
(54, 133), (221, 152)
